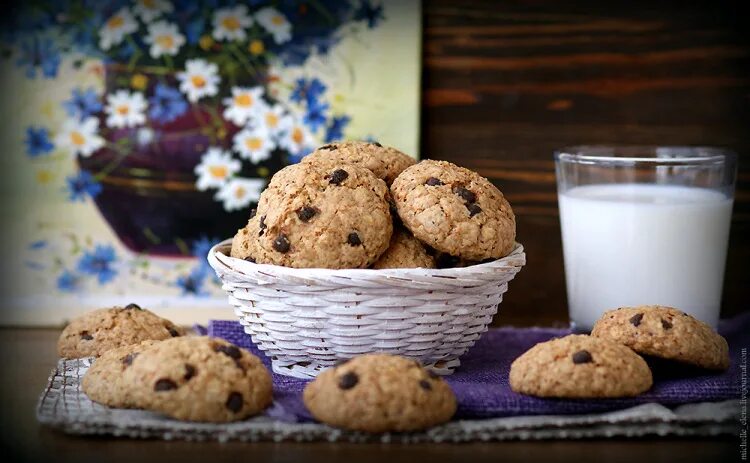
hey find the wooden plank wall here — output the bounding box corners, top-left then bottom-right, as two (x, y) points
(421, 0), (750, 326)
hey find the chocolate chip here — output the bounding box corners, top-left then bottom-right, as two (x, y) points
(154, 378), (177, 391)
(226, 392), (243, 413)
(467, 203), (482, 217)
(661, 319), (673, 330)
(80, 331), (93, 341)
(183, 364), (196, 381)
(371, 141), (382, 147)
(121, 353), (138, 367)
(425, 177), (443, 186)
(453, 186), (476, 204)
(167, 326), (180, 337)
(249, 208), (257, 219)
(328, 169), (348, 185)
(629, 313), (644, 327)
(125, 303), (142, 310)
(245, 256), (256, 263)
(258, 215), (266, 236)
(419, 379), (432, 391)
(297, 206), (318, 222)
(338, 372), (359, 389)
(347, 232), (362, 246)
(215, 344), (242, 359)
(273, 234), (290, 253)
(319, 144), (337, 150)
(572, 350), (593, 364)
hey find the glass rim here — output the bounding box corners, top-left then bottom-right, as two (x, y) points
(554, 145), (736, 166)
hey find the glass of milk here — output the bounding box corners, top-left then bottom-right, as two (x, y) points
(555, 146), (736, 332)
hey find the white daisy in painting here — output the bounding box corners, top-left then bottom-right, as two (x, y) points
(255, 7), (292, 44)
(98, 7), (138, 51)
(233, 125), (275, 164)
(104, 90), (147, 128)
(55, 117), (105, 157)
(177, 59), (220, 103)
(222, 86), (268, 126)
(278, 121), (316, 156)
(145, 21), (185, 58)
(215, 177), (265, 212)
(212, 5), (253, 42)
(194, 147), (241, 191)
(133, 0), (173, 23)
(261, 104), (293, 137)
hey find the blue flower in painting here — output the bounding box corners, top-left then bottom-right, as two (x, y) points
(324, 115), (351, 143)
(287, 146), (314, 165)
(176, 266), (208, 296)
(354, 0), (385, 29)
(24, 127), (54, 157)
(62, 87), (102, 121)
(192, 236), (218, 269)
(57, 270), (81, 292)
(15, 37), (61, 79)
(149, 84), (188, 124)
(66, 171), (102, 202)
(28, 240), (47, 250)
(290, 78), (327, 106)
(77, 245), (117, 284)
(303, 101), (329, 133)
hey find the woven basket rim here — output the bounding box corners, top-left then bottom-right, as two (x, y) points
(207, 238), (525, 278)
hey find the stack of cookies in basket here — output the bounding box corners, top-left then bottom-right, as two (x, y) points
(230, 141), (517, 269)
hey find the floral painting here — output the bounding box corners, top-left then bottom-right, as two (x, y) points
(0, 0), (421, 325)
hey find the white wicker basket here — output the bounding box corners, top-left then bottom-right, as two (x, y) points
(208, 239), (525, 379)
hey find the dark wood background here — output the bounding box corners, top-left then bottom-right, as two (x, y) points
(421, 0), (750, 326)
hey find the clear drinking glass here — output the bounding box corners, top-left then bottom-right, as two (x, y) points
(555, 146), (736, 332)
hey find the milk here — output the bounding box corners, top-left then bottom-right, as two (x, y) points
(559, 183), (733, 331)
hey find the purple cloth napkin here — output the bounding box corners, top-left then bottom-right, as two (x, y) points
(208, 313), (748, 422)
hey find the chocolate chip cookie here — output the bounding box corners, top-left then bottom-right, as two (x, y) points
(124, 336), (272, 422)
(390, 160), (516, 261)
(591, 306), (730, 370)
(303, 140), (415, 185)
(303, 354), (456, 432)
(230, 213), (261, 262)
(249, 162), (393, 269)
(509, 334), (653, 398)
(57, 305), (185, 359)
(81, 339), (160, 408)
(372, 227), (435, 269)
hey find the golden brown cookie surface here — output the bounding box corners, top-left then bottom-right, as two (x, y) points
(303, 140), (415, 186)
(249, 162), (392, 269)
(391, 160), (515, 261)
(124, 336), (272, 422)
(372, 228), (434, 269)
(81, 339), (161, 408)
(509, 334), (652, 398)
(303, 354), (456, 433)
(591, 306), (729, 370)
(57, 305), (185, 359)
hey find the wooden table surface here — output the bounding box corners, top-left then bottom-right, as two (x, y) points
(0, 328), (739, 463)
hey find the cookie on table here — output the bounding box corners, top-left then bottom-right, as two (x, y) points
(303, 354), (456, 433)
(57, 305), (185, 359)
(591, 305), (730, 370)
(372, 228), (435, 269)
(249, 162), (393, 269)
(390, 160), (516, 261)
(303, 140), (415, 186)
(509, 334), (652, 398)
(81, 339), (160, 408)
(124, 336), (272, 422)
